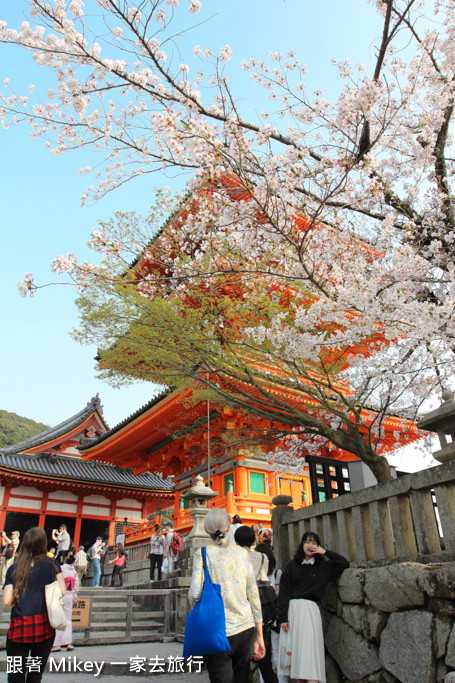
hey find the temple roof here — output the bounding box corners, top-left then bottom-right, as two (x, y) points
(0, 450), (174, 492)
(0, 395), (108, 455)
(79, 378), (424, 479)
(78, 389), (171, 450)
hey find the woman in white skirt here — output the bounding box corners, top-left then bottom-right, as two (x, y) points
(51, 554), (79, 652)
(277, 532), (349, 683)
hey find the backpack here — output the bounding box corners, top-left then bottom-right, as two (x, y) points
(4, 543), (15, 560)
(257, 580), (277, 626)
(170, 531), (183, 554)
(124, 551), (129, 568)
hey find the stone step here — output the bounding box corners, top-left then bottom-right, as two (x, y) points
(83, 621), (163, 633)
(0, 587), (183, 649)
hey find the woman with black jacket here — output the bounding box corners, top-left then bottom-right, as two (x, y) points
(277, 531), (349, 683)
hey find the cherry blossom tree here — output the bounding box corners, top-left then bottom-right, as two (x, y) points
(3, 0), (455, 481)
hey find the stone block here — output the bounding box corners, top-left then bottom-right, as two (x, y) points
(338, 567), (366, 604)
(368, 609), (388, 643)
(435, 616), (452, 659)
(379, 610), (434, 683)
(357, 673), (395, 683)
(364, 564), (425, 612)
(326, 615), (380, 681)
(342, 603), (369, 636)
(321, 581), (338, 613)
(418, 563), (455, 601)
(428, 598), (455, 617)
(325, 652), (344, 683)
(446, 622), (455, 669)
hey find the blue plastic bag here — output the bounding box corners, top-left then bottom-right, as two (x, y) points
(183, 546), (231, 658)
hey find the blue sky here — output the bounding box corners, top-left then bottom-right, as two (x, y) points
(0, 1), (384, 431)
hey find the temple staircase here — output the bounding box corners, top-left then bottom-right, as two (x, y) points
(0, 586), (188, 648)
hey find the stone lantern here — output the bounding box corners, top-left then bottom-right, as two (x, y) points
(419, 390), (455, 463)
(180, 475), (218, 545)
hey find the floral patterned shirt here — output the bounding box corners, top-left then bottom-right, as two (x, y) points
(188, 544), (262, 637)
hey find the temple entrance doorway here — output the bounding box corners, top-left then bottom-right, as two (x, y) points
(44, 515), (76, 550)
(4, 511), (39, 540)
(80, 518), (110, 551)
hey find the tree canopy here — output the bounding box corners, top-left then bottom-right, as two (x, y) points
(0, 410), (49, 449)
(2, 1), (455, 481)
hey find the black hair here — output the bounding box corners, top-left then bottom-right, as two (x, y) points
(232, 514), (242, 524)
(294, 531), (321, 563)
(234, 525), (255, 548)
(65, 554), (76, 565)
(255, 542), (276, 575)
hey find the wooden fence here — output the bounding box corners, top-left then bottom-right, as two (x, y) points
(274, 459), (455, 567)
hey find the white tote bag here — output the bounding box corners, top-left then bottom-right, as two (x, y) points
(45, 580), (67, 631)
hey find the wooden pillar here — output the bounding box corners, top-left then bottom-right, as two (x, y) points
(38, 491), (48, 529)
(0, 485), (11, 530)
(235, 460), (247, 497)
(108, 521), (116, 546)
(108, 497), (117, 545)
(267, 470), (277, 498)
(226, 477), (235, 516)
(72, 494), (84, 547)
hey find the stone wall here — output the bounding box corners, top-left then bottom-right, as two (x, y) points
(322, 560), (455, 683)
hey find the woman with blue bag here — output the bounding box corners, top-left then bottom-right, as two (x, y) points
(186, 509), (266, 683)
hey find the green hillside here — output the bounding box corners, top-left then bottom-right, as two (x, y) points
(0, 410), (50, 449)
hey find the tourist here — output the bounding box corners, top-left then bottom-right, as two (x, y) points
(235, 526), (278, 683)
(52, 524), (71, 556)
(163, 522), (177, 573)
(99, 544), (108, 583)
(226, 514), (243, 544)
(0, 531), (20, 586)
(52, 554), (78, 652)
(188, 509), (266, 683)
(256, 543), (287, 683)
(52, 524), (70, 555)
(108, 542), (126, 587)
(3, 526), (66, 683)
(74, 545), (87, 585)
(257, 521), (265, 544)
(88, 537), (105, 587)
(252, 524), (260, 547)
(149, 524), (165, 582)
(56, 550), (69, 566)
(262, 528), (273, 546)
(277, 531), (350, 683)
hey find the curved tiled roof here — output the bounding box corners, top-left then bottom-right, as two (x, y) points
(0, 395), (107, 455)
(79, 388), (172, 451)
(0, 451), (174, 491)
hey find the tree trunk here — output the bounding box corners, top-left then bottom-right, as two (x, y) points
(366, 455), (393, 483)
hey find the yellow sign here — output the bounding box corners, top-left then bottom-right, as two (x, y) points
(72, 598), (91, 628)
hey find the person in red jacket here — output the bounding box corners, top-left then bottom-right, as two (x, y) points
(277, 531), (349, 683)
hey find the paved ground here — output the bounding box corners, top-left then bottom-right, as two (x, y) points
(1, 641), (210, 682)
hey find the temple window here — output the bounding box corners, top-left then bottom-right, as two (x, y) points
(224, 473), (234, 495)
(249, 472), (265, 494)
